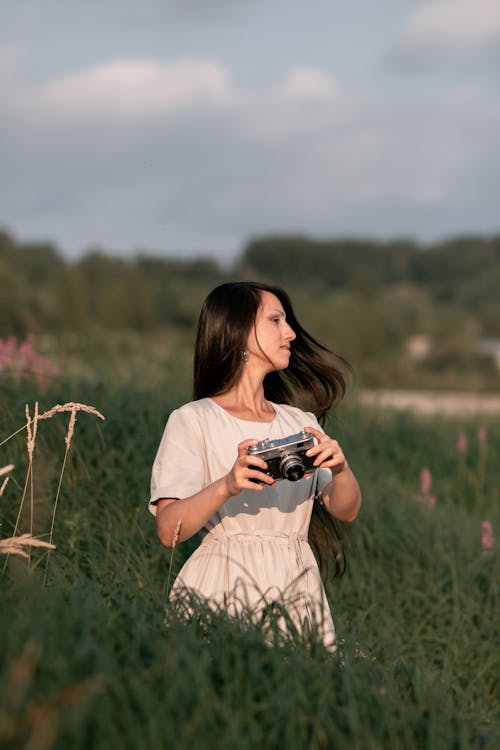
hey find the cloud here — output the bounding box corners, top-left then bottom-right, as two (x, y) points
(0, 50), (499, 259)
(40, 57), (232, 118)
(279, 67), (339, 99)
(388, 0), (500, 68)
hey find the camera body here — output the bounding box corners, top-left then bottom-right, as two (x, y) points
(247, 430), (316, 483)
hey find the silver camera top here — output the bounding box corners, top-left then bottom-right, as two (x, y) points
(247, 430), (313, 459)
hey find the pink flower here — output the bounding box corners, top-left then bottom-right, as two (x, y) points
(0, 336), (59, 391)
(481, 520), (494, 557)
(478, 425), (487, 445)
(420, 467), (432, 495)
(457, 430), (468, 455)
(418, 467), (436, 508)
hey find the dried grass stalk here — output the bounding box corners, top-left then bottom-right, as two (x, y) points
(164, 519), (183, 597)
(25, 402), (39, 562)
(65, 405), (77, 450)
(39, 402), (105, 422)
(172, 518), (182, 548)
(0, 533), (56, 559)
(0, 402), (105, 450)
(0, 476), (10, 497)
(1, 400), (105, 579)
(0, 463), (15, 478)
(25, 402), (39, 460)
(44, 402), (104, 583)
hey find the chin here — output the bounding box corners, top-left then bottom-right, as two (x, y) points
(265, 351), (291, 372)
(276, 356), (291, 370)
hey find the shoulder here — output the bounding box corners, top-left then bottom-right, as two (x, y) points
(171, 398), (218, 420)
(273, 402), (324, 434)
(156, 401), (211, 455)
(274, 402), (318, 423)
(164, 398), (216, 431)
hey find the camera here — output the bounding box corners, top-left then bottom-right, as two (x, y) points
(247, 431), (316, 483)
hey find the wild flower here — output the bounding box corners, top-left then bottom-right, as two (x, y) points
(0, 336), (59, 391)
(481, 520), (494, 557)
(476, 424), (488, 498)
(457, 430), (468, 455)
(420, 467), (432, 495)
(417, 467), (436, 508)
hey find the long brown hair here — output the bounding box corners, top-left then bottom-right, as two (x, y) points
(193, 281), (351, 578)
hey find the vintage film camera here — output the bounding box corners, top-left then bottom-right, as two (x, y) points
(247, 431), (316, 483)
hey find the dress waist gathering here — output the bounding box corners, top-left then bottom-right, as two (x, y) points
(202, 528), (309, 544)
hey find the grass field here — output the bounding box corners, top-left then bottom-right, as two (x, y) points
(1, 372), (499, 750)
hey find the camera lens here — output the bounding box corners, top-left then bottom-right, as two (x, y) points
(279, 453), (305, 482)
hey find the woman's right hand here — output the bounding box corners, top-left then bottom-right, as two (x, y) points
(225, 439), (275, 495)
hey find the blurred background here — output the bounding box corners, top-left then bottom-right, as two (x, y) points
(1, 0), (500, 399)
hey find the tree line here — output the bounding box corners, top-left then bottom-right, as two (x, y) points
(2, 228), (500, 389)
(1, 228), (499, 337)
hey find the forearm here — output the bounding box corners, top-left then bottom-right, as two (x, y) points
(156, 475), (231, 547)
(321, 464), (362, 522)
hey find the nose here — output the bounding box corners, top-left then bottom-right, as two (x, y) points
(284, 322), (296, 341)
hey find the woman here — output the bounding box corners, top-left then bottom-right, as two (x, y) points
(149, 281), (361, 649)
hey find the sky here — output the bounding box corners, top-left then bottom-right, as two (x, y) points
(1, 0), (500, 263)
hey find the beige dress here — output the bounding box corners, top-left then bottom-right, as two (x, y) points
(149, 397), (336, 649)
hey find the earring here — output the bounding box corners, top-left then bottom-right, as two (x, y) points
(241, 350), (249, 362)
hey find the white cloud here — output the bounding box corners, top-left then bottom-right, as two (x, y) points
(389, 0), (500, 67)
(280, 66), (338, 99)
(40, 57), (232, 117)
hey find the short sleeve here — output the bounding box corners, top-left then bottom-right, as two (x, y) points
(149, 406), (207, 516)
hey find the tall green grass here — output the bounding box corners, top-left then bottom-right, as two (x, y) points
(1, 379), (499, 749)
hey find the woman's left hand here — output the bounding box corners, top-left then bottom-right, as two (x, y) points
(303, 426), (347, 476)
(304, 425), (362, 522)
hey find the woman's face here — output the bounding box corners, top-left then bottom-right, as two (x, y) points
(246, 291), (296, 371)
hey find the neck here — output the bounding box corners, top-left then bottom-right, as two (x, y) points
(212, 373), (275, 420)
